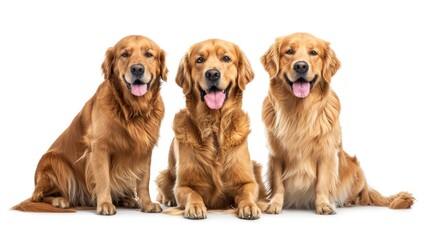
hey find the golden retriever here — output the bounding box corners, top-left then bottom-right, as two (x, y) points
(260, 32), (414, 214)
(13, 35), (168, 215)
(156, 39), (267, 219)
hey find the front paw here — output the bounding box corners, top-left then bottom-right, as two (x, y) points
(97, 202), (117, 215)
(184, 203), (207, 219)
(238, 201), (261, 220)
(316, 202), (336, 215)
(141, 202), (163, 213)
(264, 201), (283, 214)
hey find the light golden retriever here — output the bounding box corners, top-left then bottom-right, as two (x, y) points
(261, 32), (414, 214)
(13, 35), (168, 215)
(156, 39), (267, 219)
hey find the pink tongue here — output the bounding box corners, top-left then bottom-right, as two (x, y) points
(204, 90), (226, 109)
(292, 82), (310, 98)
(131, 84), (147, 96)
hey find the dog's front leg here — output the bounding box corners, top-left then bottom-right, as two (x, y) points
(137, 153), (162, 213)
(315, 151), (339, 215)
(88, 148), (116, 215)
(235, 181), (261, 220)
(226, 143), (261, 219)
(174, 140), (207, 219)
(175, 186), (207, 219)
(265, 153), (285, 214)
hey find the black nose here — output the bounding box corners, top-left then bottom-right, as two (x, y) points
(130, 64), (145, 77)
(293, 61), (309, 74)
(205, 69), (221, 82)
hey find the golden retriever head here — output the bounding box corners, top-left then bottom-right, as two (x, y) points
(261, 32), (340, 99)
(102, 35), (168, 97)
(176, 39), (254, 110)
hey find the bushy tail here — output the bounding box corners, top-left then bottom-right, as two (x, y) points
(359, 187), (415, 209)
(12, 199), (76, 213)
(162, 207), (184, 216)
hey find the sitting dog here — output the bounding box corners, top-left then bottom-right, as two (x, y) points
(156, 39), (267, 219)
(260, 32), (414, 214)
(13, 35), (168, 215)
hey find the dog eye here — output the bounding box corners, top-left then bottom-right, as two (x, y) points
(286, 49), (295, 55)
(309, 50), (318, 56)
(121, 51), (130, 58)
(196, 56), (204, 63)
(222, 55), (231, 63)
(145, 51), (153, 58)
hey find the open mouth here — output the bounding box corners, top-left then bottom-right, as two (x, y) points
(123, 76), (152, 97)
(285, 75), (318, 98)
(199, 82), (232, 110)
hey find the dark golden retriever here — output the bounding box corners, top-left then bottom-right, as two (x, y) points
(261, 32), (414, 214)
(13, 35), (168, 215)
(156, 39), (267, 219)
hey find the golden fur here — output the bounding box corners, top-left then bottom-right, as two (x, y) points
(13, 35), (168, 215)
(261, 32), (414, 214)
(156, 39), (267, 219)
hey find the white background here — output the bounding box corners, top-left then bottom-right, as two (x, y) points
(0, 0), (427, 239)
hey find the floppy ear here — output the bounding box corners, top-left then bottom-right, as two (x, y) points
(175, 53), (192, 95)
(237, 47), (255, 91)
(322, 42), (341, 83)
(261, 41), (280, 79)
(159, 50), (168, 81)
(101, 47), (114, 81)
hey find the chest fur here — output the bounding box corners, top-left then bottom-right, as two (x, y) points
(174, 110), (250, 156)
(87, 101), (163, 155)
